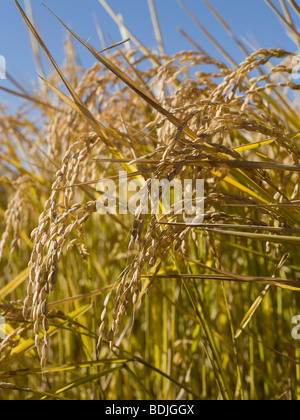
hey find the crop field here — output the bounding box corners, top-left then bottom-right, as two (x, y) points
(0, 0), (300, 401)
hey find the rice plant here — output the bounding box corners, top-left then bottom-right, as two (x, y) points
(0, 0), (300, 400)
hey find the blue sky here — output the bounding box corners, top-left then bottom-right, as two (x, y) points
(0, 0), (298, 108)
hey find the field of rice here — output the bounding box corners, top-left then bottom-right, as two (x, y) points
(0, 0), (300, 400)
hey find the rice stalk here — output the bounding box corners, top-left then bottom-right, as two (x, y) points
(0, 0), (299, 400)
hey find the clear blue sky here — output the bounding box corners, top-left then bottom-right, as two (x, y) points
(0, 0), (298, 108)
